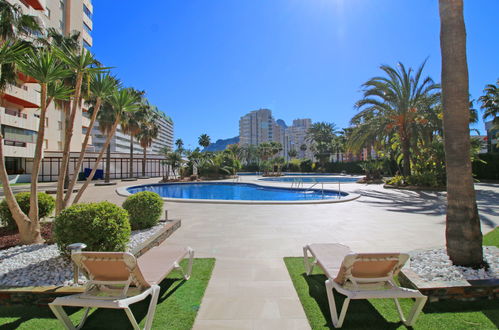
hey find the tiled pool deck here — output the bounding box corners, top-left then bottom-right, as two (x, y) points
(77, 176), (498, 330)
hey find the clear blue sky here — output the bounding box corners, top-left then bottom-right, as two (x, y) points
(91, 0), (499, 148)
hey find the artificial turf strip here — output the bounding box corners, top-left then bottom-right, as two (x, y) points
(483, 227), (499, 247)
(283, 257), (499, 330)
(0, 258), (215, 330)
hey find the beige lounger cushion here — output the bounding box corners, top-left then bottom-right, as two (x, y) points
(335, 253), (406, 285)
(307, 243), (352, 279)
(138, 245), (190, 285)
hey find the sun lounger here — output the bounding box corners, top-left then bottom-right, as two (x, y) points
(303, 243), (427, 328)
(49, 245), (194, 330)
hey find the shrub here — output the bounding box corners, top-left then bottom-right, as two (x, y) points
(0, 192), (55, 230)
(473, 153), (499, 180)
(300, 159), (313, 172)
(122, 191), (163, 230)
(54, 202), (130, 256)
(386, 175), (407, 186)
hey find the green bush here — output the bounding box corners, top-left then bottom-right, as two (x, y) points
(473, 153), (499, 180)
(0, 192), (55, 230)
(54, 202), (130, 256)
(122, 191), (163, 230)
(386, 175), (407, 186)
(300, 159), (313, 172)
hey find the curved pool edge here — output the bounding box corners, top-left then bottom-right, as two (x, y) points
(116, 182), (361, 205)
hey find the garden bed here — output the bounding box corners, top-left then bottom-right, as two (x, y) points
(0, 220), (180, 290)
(0, 223), (54, 250)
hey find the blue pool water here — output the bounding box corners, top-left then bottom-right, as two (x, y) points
(126, 183), (347, 201)
(260, 176), (359, 183)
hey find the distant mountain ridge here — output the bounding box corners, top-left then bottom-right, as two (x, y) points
(203, 136), (239, 152)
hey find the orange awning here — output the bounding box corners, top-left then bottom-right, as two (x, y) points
(1, 93), (39, 108)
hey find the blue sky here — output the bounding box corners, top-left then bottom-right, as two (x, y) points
(91, 0), (499, 148)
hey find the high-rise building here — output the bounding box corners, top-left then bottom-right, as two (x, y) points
(1, 0), (93, 176)
(485, 120), (498, 153)
(239, 109), (280, 146)
(284, 119), (314, 160)
(90, 106), (174, 155)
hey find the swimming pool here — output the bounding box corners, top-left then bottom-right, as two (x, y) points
(122, 182), (358, 204)
(259, 176), (359, 183)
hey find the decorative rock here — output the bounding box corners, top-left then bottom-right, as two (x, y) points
(409, 247), (498, 282)
(0, 224), (164, 287)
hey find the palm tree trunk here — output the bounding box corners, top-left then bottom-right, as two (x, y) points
(439, 0), (483, 267)
(129, 138), (134, 178)
(142, 147), (146, 177)
(72, 118), (120, 204)
(0, 122), (42, 244)
(27, 84), (48, 230)
(401, 138), (411, 176)
(63, 97), (102, 207)
(105, 143), (111, 183)
(56, 72), (83, 215)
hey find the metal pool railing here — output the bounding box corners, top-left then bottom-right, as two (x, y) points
(291, 178), (343, 200)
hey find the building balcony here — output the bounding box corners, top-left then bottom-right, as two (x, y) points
(3, 140), (36, 158)
(0, 107), (40, 132)
(2, 84), (40, 108)
(20, 0), (45, 10)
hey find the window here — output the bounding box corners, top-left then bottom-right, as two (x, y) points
(2, 126), (37, 144)
(45, 7), (51, 18)
(58, 121), (63, 130)
(59, 20), (65, 31)
(44, 139), (48, 149)
(60, 0), (64, 9)
(83, 39), (91, 50)
(45, 118), (49, 127)
(83, 3), (92, 18)
(83, 21), (92, 34)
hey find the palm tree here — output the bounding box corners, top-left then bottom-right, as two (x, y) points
(164, 151), (184, 179)
(0, 0), (41, 90)
(352, 61), (439, 176)
(121, 88), (146, 179)
(175, 138), (184, 152)
(439, 0), (483, 267)
(479, 80), (499, 126)
(0, 42), (47, 244)
(307, 122), (338, 169)
(288, 149), (297, 159)
(198, 134), (211, 150)
(62, 72), (118, 207)
(136, 114), (159, 177)
(72, 88), (139, 204)
(53, 45), (105, 214)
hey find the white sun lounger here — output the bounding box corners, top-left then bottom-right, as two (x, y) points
(49, 245), (194, 330)
(303, 243), (427, 328)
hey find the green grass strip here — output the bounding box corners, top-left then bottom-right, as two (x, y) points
(284, 257), (498, 329)
(0, 258), (215, 330)
(483, 227), (499, 247)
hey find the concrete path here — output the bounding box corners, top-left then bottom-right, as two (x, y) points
(76, 177), (498, 330)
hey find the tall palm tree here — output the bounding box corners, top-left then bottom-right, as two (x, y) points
(307, 122), (338, 169)
(479, 80), (499, 125)
(0, 42), (45, 244)
(198, 134), (211, 149)
(62, 72), (118, 207)
(121, 90), (147, 179)
(288, 149), (298, 159)
(11, 48), (70, 242)
(439, 0), (483, 267)
(72, 88), (139, 204)
(136, 113), (159, 177)
(352, 61), (439, 176)
(53, 45), (105, 214)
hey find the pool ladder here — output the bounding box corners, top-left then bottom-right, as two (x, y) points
(291, 178), (304, 188)
(294, 179), (342, 199)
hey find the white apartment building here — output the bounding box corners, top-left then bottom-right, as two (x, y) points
(1, 0), (93, 177)
(282, 119), (314, 160)
(90, 106), (174, 155)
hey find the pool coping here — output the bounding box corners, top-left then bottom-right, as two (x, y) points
(116, 181), (361, 205)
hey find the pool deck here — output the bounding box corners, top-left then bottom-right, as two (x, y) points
(74, 176), (498, 329)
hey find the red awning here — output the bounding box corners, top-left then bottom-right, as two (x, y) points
(17, 72), (37, 83)
(1, 93), (39, 108)
(23, 0), (44, 10)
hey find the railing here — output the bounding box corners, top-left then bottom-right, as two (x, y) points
(4, 108), (27, 119)
(4, 140), (27, 147)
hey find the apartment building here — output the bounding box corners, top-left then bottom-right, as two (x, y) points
(90, 106), (174, 155)
(239, 109), (280, 146)
(1, 0), (93, 177)
(485, 119), (498, 153)
(284, 119), (314, 160)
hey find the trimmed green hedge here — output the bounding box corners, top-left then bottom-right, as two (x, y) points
(122, 191), (163, 230)
(0, 192), (55, 230)
(54, 202), (130, 256)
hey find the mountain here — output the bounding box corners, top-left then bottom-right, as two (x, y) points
(203, 136), (240, 152)
(276, 119), (287, 129)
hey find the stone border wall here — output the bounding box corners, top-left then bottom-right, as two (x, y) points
(0, 220), (181, 306)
